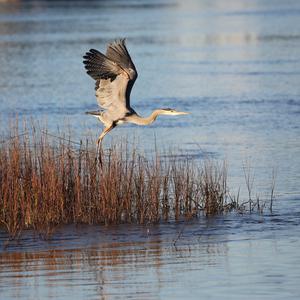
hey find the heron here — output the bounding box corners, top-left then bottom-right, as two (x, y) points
(83, 38), (189, 145)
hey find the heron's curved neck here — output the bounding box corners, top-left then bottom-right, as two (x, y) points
(129, 110), (162, 125)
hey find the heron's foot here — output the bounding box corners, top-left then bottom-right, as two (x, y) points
(96, 139), (103, 167)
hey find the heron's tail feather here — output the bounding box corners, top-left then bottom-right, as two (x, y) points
(85, 110), (102, 117)
(83, 49), (120, 81)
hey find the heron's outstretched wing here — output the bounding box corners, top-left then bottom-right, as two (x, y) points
(83, 39), (137, 114)
(105, 39), (137, 76)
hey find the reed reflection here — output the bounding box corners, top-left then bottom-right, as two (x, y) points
(0, 225), (229, 299)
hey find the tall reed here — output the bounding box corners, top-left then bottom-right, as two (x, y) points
(0, 121), (239, 238)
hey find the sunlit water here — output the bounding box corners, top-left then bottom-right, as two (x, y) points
(0, 0), (300, 299)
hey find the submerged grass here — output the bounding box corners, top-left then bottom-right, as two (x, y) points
(0, 121), (269, 238)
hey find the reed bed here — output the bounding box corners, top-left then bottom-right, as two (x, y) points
(0, 122), (263, 238)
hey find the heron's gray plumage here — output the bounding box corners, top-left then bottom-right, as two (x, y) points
(83, 39), (137, 126)
(83, 38), (189, 144)
(106, 39), (137, 77)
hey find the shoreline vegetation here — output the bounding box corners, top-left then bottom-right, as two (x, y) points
(0, 121), (275, 239)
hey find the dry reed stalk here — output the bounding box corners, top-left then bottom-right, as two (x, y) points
(0, 120), (269, 239)
(270, 168), (277, 213)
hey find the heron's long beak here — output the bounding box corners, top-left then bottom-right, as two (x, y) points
(176, 111), (190, 115)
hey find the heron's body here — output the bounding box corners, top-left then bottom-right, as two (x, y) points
(83, 39), (188, 144)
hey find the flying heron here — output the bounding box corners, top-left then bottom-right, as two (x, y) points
(83, 39), (189, 145)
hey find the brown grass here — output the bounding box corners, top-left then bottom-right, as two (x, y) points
(0, 121), (265, 238)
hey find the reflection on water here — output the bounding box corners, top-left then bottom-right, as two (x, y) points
(1, 209), (300, 299)
(0, 0), (300, 299)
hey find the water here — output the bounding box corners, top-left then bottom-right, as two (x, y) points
(1, 205), (300, 300)
(0, 0), (299, 299)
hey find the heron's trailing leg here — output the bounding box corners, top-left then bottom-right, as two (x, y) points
(96, 124), (115, 166)
(97, 124), (115, 146)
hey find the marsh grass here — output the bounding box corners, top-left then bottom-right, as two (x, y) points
(0, 121), (269, 238)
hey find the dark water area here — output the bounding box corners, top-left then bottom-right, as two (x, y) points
(1, 199), (300, 299)
(0, 0), (300, 299)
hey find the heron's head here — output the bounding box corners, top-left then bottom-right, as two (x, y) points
(158, 108), (190, 116)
